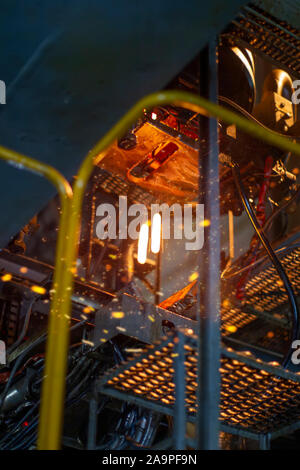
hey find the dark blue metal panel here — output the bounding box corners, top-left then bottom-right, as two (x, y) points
(0, 0), (247, 247)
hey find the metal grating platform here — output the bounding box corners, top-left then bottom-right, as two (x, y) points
(223, 4), (300, 77)
(220, 243), (300, 356)
(243, 247), (300, 313)
(98, 332), (300, 439)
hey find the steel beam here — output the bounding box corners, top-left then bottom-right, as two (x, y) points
(197, 39), (221, 450)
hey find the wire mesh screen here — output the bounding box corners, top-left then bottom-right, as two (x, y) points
(223, 4), (300, 77)
(220, 244), (300, 357)
(99, 332), (300, 437)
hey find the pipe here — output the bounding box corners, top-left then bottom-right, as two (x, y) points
(0, 145), (72, 451)
(197, 40), (221, 450)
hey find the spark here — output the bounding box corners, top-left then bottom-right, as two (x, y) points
(188, 272), (198, 282)
(222, 299), (231, 309)
(116, 326), (126, 332)
(83, 306), (95, 314)
(226, 325), (237, 333)
(112, 311), (125, 319)
(31, 285), (46, 295)
(125, 348), (143, 354)
(82, 339), (94, 347)
(199, 219), (210, 227)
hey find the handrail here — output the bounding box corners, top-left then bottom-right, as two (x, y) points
(3, 91), (297, 450)
(0, 144), (73, 450)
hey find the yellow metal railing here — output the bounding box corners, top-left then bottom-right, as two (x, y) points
(2, 91), (300, 449)
(0, 145), (73, 449)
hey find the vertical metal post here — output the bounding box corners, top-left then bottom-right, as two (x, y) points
(197, 39), (221, 449)
(87, 391), (98, 450)
(259, 433), (271, 450)
(173, 330), (186, 450)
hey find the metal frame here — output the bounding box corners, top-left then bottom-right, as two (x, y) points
(197, 39), (220, 450)
(97, 330), (300, 450)
(2, 81), (300, 447)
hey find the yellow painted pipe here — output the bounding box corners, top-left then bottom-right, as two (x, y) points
(0, 145), (73, 450)
(33, 90), (300, 449)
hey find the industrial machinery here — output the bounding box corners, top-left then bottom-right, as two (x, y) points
(1, 2), (300, 450)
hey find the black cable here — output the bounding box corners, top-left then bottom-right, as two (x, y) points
(219, 96), (300, 141)
(263, 186), (300, 233)
(0, 401), (40, 447)
(4, 416), (38, 449)
(0, 334), (47, 414)
(0, 320), (87, 414)
(0, 330), (90, 449)
(12, 386), (91, 449)
(232, 163), (300, 367)
(221, 187), (300, 280)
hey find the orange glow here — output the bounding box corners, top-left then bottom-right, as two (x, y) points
(200, 219), (210, 227)
(137, 222), (149, 264)
(1, 273), (12, 282)
(226, 325), (237, 333)
(31, 285), (46, 295)
(188, 272), (198, 282)
(112, 311), (125, 319)
(151, 212), (161, 254)
(83, 306), (94, 314)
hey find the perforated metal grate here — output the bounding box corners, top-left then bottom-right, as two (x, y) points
(220, 244), (300, 357)
(244, 247), (300, 313)
(223, 4), (300, 77)
(99, 332), (300, 436)
(221, 306), (257, 337)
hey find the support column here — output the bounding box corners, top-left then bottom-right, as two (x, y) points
(197, 38), (221, 450)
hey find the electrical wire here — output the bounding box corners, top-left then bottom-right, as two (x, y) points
(0, 342), (91, 449)
(222, 186), (300, 280)
(232, 163), (300, 367)
(0, 401), (40, 447)
(219, 96), (300, 141)
(263, 186), (300, 233)
(0, 320), (87, 415)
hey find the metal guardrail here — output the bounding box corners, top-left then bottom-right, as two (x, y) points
(0, 145), (73, 449)
(2, 90), (300, 449)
